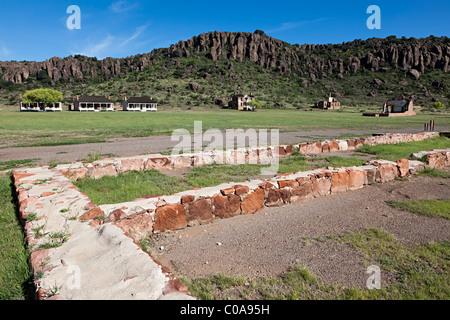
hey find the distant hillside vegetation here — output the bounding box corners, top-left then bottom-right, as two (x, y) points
(0, 31), (449, 110)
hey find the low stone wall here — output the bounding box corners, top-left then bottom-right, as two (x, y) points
(58, 132), (440, 182)
(11, 131), (447, 300)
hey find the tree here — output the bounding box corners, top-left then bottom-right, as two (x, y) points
(254, 30), (265, 36)
(22, 88), (63, 105)
(247, 99), (264, 110)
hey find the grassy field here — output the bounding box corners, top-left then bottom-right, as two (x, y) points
(1, 108), (449, 148)
(74, 155), (367, 205)
(0, 174), (33, 300)
(174, 228), (450, 300)
(73, 136), (450, 205)
(358, 136), (450, 161)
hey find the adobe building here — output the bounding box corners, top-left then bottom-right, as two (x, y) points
(228, 93), (255, 111)
(70, 95), (114, 112)
(19, 94), (62, 112)
(122, 96), (157, 112)
(363, 95), (416, 117)
(314, 93), (341, 110)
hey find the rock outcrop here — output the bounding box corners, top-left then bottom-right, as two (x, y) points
(0, 32), (448, 84)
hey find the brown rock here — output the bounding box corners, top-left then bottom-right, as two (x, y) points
(347, 169), (366, 190)
(121, 158), (144, 172)
(265, 189), (283, 207)
(154, 203), (187, 232)
(241, 188), (265, 214)
(234, 185), (250, 195)
(290, 181), (313, 203)
(145, 157), (172, 170)
(395, 159), (410, 177)
(311, 177), (332, 197)
(115, 213), (153, 241)
(181, 195), (195, 204)
(220, 187), (235, 195)
(212, 194), (241, 218)
(79, 206), (105, 222)
(186, 198), (213, 225)
(109, 209), (127, 222)
(331, 170), (348, 193)
(278, 180), (298, 188)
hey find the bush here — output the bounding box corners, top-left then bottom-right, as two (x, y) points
(433, 101), (445, 109)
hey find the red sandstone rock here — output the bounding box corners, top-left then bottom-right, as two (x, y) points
(153, 203), (187, 232)
(331, 171), (348, 193)
(212, 194), (241, 218)
(115, 213), (153, 241)
(187, 198), (213, 225)
(79, 206), (104, 222)
(395, 159), (410, 177)
(241, 188), (265, 214)
(121, 158), (144, 172)
(41, 192), (55, 197)
(220, 187), (235, 195)
(290, 181), (313, 203)
(234, 185), (250, 195)
(109, 209), (127, 222)
(278, 180), (298, 189)
(312, 177), (332, 197)
(145, 157), (172, 170)
(347, 169), (366, 190)
(181, 195), (195, 204)
(265, 189), (283, 207)
(328, 141), (339, 152)
(90, 165), (117, 179)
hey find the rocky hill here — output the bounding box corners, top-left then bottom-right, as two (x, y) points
(0, 31), (449, 108)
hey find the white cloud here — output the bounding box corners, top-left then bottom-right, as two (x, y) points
(72, 34), (115, 58)
(266, 18), (329, 33)
(109, 1), (139, 13)
(0, 45), (12, 58)
(120, 25), (148, 47)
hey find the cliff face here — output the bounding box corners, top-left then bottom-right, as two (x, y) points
(0, 31), (449, 84)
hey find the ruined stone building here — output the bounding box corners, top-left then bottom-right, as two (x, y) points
(363, 94), (416, 117)
(228, 93), (255, 111)
(314, 93), (341, 110)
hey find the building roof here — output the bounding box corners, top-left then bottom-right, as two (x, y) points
(126, 97), (156, 103)
(76, 96), (113, 103)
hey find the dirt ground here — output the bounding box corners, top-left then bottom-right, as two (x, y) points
(147, 168), (450, 289)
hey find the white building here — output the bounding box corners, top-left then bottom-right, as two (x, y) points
(122, 96), (157, 112)
(71, 95), (114, 112)
(19, 94), (62, 112)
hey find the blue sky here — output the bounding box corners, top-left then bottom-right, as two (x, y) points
(0, 0), (448, 61)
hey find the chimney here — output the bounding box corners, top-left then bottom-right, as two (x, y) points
(76, 95), (79, 100)
(124, 96), (127, 101)
(19, 94), (22, 99)
(108, 96), (111, 100)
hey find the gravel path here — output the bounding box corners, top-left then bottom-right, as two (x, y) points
(147, 171), (450, 289)
(2, 127), (447, 166)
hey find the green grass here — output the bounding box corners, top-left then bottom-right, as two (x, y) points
(179, 228), (450, 300)
(357, 136), (450, 161)
(73, 154), (369, 205)
(387, 199), (450, 220)
(0, 174), (33, 300)
(0, 159), (41, 171)
(1, 109), (449, 148)
(418, 168), (450, 179)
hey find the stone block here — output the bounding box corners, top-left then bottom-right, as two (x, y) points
(212, 194), (241, 218)
(241, 188), (265, 214)
(186, 198), (213, 225)
(331, 170), (348, 193)
(154, 203), (187, 232)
